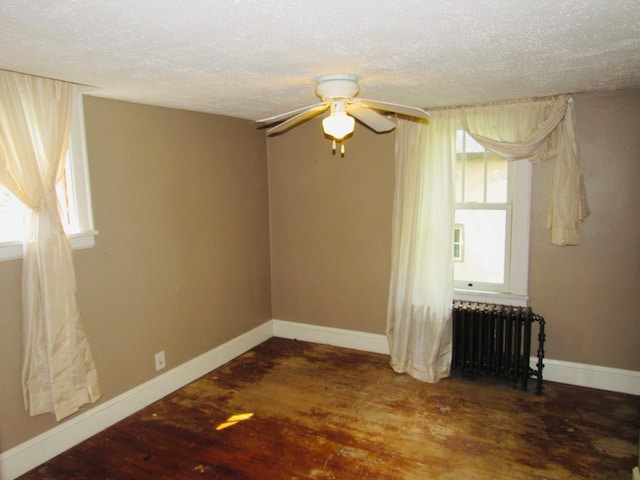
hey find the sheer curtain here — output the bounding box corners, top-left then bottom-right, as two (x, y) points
(0, 70), (100, 421)
(386, 113), (456, 382)
(387, 95), (588, 383)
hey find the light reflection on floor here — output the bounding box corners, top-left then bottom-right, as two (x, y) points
(215, 412), (254, 431)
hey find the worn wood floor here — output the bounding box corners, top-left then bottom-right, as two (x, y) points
(19, 337), (640, 479)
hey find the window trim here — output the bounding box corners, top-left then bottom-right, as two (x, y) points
(66, 85), (96, 234)
(0, 231), (98, 262)
(0, 85), (97, 262)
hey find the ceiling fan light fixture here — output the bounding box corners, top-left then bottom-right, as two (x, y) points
(322, 111), (355, 140)
(322, 99), (355, 140)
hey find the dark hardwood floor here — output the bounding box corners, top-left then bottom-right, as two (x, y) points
(19, 337), (640, 479)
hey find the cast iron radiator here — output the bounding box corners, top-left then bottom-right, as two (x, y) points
(451, 301), (546, 395)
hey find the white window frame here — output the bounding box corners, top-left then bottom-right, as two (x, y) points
(453, 147), (531, 307)
(0, 86), (97, 262)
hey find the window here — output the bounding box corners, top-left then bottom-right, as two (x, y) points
(453, 225), (464, 262)
(0, 86), (96, 261)
(453, 131), (531, 306)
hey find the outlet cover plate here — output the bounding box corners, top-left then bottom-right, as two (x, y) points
(154, 351), (166, 371)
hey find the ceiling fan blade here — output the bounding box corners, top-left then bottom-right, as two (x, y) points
(257, 102), (327, 127)
(346, 105), (396, 133)
(355, 98), (430, 120)
(265, 103), (329, 136)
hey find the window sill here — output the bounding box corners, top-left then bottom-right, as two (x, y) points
(0, 230), (98, 262)
(453, 289), (528, 307)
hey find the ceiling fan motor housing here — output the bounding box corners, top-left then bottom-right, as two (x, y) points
(316, 74), (360, 100)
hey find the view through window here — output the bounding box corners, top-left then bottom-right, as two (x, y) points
(0, 158), (74, 243)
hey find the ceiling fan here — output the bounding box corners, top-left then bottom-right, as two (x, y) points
(256, 74), (429, 152)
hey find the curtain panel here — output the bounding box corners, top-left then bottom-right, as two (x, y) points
(0, 70), (100, 421)
(386, 114), (456, 383)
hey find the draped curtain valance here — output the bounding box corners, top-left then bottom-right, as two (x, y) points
(449, 94), (589, 246)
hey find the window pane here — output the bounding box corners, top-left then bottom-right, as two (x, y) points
(0, 187), (28, 242)
(463, 153), (486, 203)
(486, 153), (508, 202)
(464, 133), (485, 153)
(0, 165), (75, 243)
(454, 209), (506, 285)
(455, 130), (465, 152)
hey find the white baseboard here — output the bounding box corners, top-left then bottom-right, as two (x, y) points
(273, 319), (640, 395)
(534, 357), (640, 396)
(0, 321), (273, 480)
(273, 319), (390, 354)
(3, 318), (638, 479)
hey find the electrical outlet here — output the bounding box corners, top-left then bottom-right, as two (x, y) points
(154, 351), (166, 371)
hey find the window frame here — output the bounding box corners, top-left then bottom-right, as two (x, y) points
(453, 133), (531, 307)
(0, 86), (97, 262)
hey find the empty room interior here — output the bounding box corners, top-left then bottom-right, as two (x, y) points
(0, 1), (639, 479)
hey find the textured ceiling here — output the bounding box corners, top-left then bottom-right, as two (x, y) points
(1, 0), (639, 120)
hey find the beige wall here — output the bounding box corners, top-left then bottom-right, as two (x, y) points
(268, 121), (395, 332)
(269, 89), (640, 371)
(0, 97), (271, 450)
(2, 88), (638, 455)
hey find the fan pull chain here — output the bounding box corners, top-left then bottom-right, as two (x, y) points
(330, 139), (346, 157)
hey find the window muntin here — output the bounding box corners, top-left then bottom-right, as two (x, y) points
(0, 187), (28, 242)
